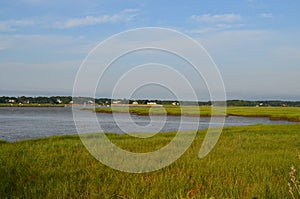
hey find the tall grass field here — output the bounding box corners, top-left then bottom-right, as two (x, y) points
(1, 124), (300, 198)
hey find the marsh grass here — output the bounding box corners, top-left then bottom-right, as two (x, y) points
(227, 106), (300, 122)
(288, 155), (300, 199)
(93, 106), (300, 122)
(0, 124), (300, 198)
(93, 106), (213, 117)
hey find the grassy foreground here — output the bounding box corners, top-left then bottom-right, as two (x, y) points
(93, 106), (300, 122)
(1, 124), (300, 198)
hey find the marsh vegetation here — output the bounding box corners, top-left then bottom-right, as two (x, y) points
(1, 124), (299, 198)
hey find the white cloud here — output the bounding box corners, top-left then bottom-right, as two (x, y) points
(21, 0), (46, 5)
(0, 19), (36, 31)
(0, 46), (7, 51)
(0, 39), (9, 50)
(190, 14), (242, 23)
(191, 24), (244, 34)
(0, 34), (82, 48)
(60, 16), (115, 28)
(259, 13), (273, 18)
(0, 9), (139, 31)
(54, 9), (139, 29)
(0, 44), (8, 51)
(189, 13), (243, 34)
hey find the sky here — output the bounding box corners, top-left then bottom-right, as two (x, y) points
(0, 0), (299, 100)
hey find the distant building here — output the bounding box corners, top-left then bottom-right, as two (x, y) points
(56, 99), (62, 104)
(112, 100), (121, 104)
(8, 99), (15, 103)
(87, 100), (94, 104)
(147, 102), (157, 105)
(132, 101), (138, 105)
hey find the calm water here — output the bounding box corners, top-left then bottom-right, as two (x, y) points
(0, 107), (296, 142)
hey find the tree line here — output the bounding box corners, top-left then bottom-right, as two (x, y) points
(0, 96), (300, 107)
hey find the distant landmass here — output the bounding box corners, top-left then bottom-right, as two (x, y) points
(1, 96), (300, 107)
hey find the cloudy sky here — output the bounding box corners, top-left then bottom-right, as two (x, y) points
(0, 0), (299, 100)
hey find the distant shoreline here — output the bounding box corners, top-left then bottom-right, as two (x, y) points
(1, 96), (300, 107)
(0, 103), (67, 107)
(1, 103), (300, 122)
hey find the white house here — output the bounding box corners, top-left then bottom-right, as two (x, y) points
(56, 99), (62, 104)
(87, 100), (94, 104)
(147, 102), (157, 105)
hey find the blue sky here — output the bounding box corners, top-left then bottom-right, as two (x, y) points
(0, 0), (299, 100)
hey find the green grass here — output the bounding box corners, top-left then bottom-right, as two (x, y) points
(227, 106), (300, 122)
(92, 106), (300, 122)
(93, 106), (222, 117)
(1, 124), (300, 198)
